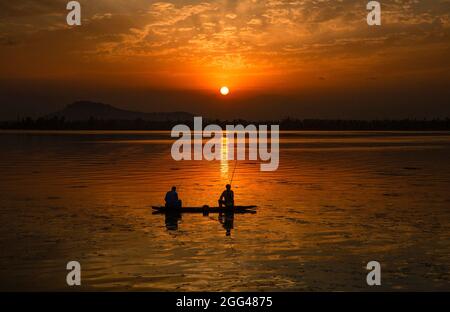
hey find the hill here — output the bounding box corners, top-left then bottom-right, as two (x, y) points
(46, 101), (193, 122)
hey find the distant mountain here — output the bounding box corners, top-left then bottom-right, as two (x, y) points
(46, 101), (193, 121)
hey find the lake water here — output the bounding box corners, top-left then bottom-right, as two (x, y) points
(0, 130), (449, 291)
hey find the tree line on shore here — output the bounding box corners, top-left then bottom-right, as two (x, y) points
(1, 116), (450, 131)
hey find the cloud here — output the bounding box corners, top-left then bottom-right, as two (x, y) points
(0, 0), (449, 87)
(91, 13), (113, 20)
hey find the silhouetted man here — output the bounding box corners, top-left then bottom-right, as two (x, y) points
(165, 186), (182, 209)
(218, 184), (234, 208)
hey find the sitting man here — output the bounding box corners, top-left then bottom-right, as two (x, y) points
(218, 184), (234, 208)
(165, 186), (182, 209)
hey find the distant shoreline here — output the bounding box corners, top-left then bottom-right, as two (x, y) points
(1, 117), (449, 131)
(4, 101), (448, 131)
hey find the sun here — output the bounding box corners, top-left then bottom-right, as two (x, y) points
(220, 86), (230, 96)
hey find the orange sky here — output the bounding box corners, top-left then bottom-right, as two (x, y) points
(0, 0), (449, 119)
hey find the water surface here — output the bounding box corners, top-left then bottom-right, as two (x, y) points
(0, 130), (449, 291)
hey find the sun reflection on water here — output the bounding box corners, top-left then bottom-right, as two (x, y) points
(220, 135), (228, 177)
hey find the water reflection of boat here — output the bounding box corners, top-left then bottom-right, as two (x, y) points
(219, 211), (235, 236)
(164, 211), (182, 231)
(152, 205), (257, 214)
(154, 205), (255, 235)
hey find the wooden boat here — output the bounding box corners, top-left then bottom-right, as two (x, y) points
(152, 205), (257, 214)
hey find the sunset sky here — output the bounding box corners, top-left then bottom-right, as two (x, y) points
(0, 0), (449, 120)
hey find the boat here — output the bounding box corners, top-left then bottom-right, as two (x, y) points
(152, 205), (257, 214)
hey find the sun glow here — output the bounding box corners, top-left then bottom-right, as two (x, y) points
(220, 86), (230, 96)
